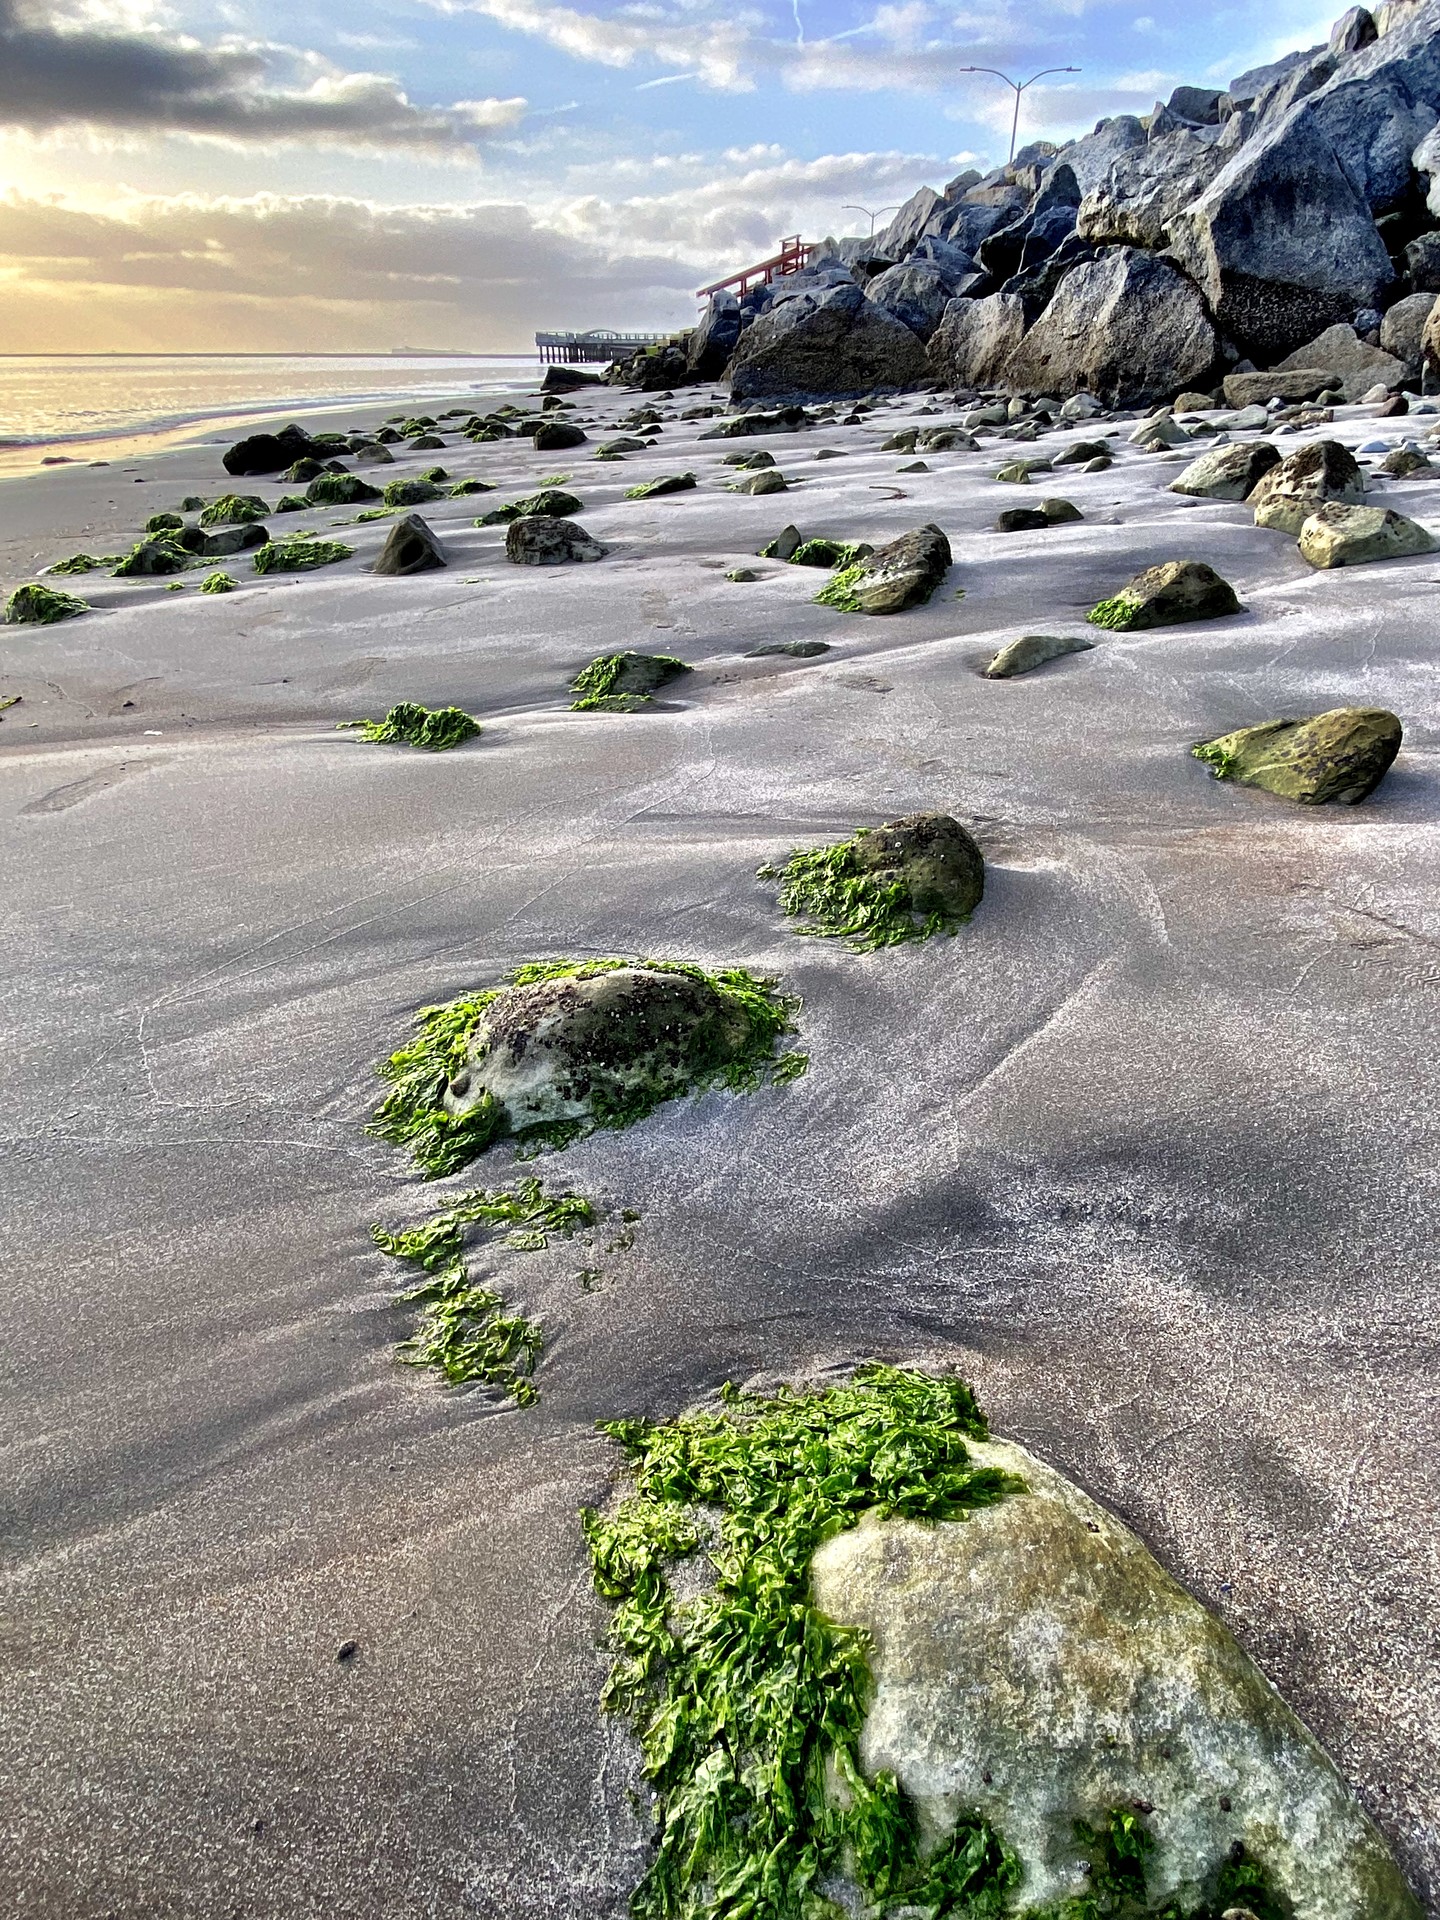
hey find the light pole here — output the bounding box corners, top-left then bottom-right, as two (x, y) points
(843, 203), (900, 240)
(958, 66), (1081, 165)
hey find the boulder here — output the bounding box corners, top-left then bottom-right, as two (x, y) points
(1379, 445), (1431, 473)
(569, 650), (690, 710)
(480, 488), (584, 524)
(1276, 323), (1405, 396)
(849, 813), (985, 922)
(196, 523), (269, 558)
(442, 967), (757, 1134)
(1088, 559), (1242, 629)
(1166, 111), (1396, 361)
(1171, 440), (1282, 498)
(112, 538), (189, 577)
(1381, 289), (1439, 368)
(924, 293), (1026, 388)
(1220, 368), (1333, 406)
(698, 406), (813, 438)
(735, 469), (788, 495)
(350, 442), (394, 465)
(305, 473), (382, 506)
(863, 263), (956, 342)
(727, 282), (926, 400)
(1004, 248), (1218, 406)
(687, 293), (743, 379)
(1297, 500), (1436, 564)
(984, 632), (1095, 677)
(504, 517), (607, 565)
(539, 365), (602, 392)
(1076, 130), (1228, 250)
(1405, 229), (1440, 291)
(995, 507), (1050, 532)
(1054, 438), (1110, 465)
(811, 1435), (1422, 1920)
(532, 420), (587, 451)
(221, 423), (325, 477)
(373, 514), (448, 576)
(1250, 439), (1366, 531)
(1193, 707), (1403, 803)
(816, 524), (951, 614)
(200, 493), (268, 527)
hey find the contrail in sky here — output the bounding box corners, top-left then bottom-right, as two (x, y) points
(791, 0), (804, 44)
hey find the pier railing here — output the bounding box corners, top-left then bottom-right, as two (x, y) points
(696, 236), (813, 301)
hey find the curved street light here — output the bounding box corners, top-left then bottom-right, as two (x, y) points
(958, 66), (1081, 165)
(843, 203), (901, 239)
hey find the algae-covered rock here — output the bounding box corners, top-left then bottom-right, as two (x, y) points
(200, 494), (268, 528)
(505, 517), (607, 565)
(1250, 439), (1365, 533)
(815, 524), (951, 614)
(771, 813), (982, 948)
(569, 651), (690, 711)
(1171, 440), (1281, 500)
(759, 525), (803, 561)
(197, 523), (269, 558)
(4, 582), (89, 625)
(383, 478), (444, 509)
(1297, 502), (1437, 568)
(1193, 707), (1402, 804)
(281, 458), (327, 485)
(533, 420), (587, 451)
(144, 512), (184, 535)
(624, 473), (696, 500)
(408, 434), (445, 451)
(113, 538), (190, 577)
(1087, 559), (1240, 630)
(985, 633), (1095, 678)
(746, 639), (830, 657)
(372, 514), (448, 576)
(791, 537), (872, 569)
(479, 488), (583, 524)
(252, 535), (353, 575)
(305, 473), (381, 507)
(810, 1435), (1422, 1920)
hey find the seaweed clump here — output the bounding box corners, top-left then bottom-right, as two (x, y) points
(47, 553), (123, 575)
(371, 1176), (594, 1402)
(252, 535), (354, 574)
(4, 582), (90, 625)
(338, 702), (481, 751)
(199, 571), (238, 594)
(766, 814), (984, 950)
(200, 493), (269, 527)
(583, 1367), (1026, 1920)
(370, 957), (805, 1178)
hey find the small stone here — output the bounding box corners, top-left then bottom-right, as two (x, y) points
(814, 448), (846, 460)
(1297, 503), (1436, 568)
(1375, 394), (1409, 417)
(996, 460), (1049, 484)
(881, 429), (919, 452)
(1083, 455), (1113, 472)
(505, 517), (607, 565)
(726, 567), (762, 582)
(1052, 440), (1109, 467)
(1088, 559), (1241, 630)
(1171, 441), (1282, 501)
(1040, 497), (1082, 524)
(373, 513), (448, 576)
(336, 1640), (359, 1664)
(736, 469), (788, 495)
(746, 640), (831, 657)
(198, 523), (269, 558)
(1193, 707), (1402, 804)
(570, 651), (689, 709)
(1359, 382), (1391, 404)
(985, 633), (1095, 678)
(897, 460), (930, 472)
(995, 508), (1049, 532)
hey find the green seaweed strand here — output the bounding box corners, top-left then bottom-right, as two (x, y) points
(337, 702), (482, 751)
(583, 1367), (1026, 1920)
(1085, 596), (1139, 632)
(767, 835), (963, 951)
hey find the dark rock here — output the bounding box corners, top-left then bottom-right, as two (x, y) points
(1275, 323), (1403, 396)
(1053, 439), (1111, 466)
(198, 523), (270, 558)
(727, 282), (926, 400)
(1221, 368), (1335, 406)
(372, 514), (448, 575)
(505, 517), (607, 565)
(1193, 706), (1401, 803)
(818, 524), (951, 614)
(924, 293), (1026, 388)
(570, 651), (690, 709)
(222, 423), (325, 477)
(480, 488), (584, 524)
(688, 294), (743, 378)
(758, 525), (803, 560)
(540, 365), (602, 392)
(1078, 130), (1228, 250)
(746, 640), (831, 657)
(281, 458), (327, 484)
(853, 813), (985, 922)
(995, 508), (1049, 531)
(305, 473), (382, 506)
(1087, 559), (1242, 629)
(864, 264), (957, 342)
(1404, 230), (1440, 291)
(1005, 248), (1218, 405)
(533, 421), (587, 451)
(699, 406), (812, 439)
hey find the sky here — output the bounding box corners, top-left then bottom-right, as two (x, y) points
(0, 0), (1345, 353)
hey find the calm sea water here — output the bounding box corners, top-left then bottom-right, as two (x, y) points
(0, 354), (541, 449)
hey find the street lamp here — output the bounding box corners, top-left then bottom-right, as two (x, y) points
(958, 66), (1081, 165)
(843, 203), (900, 240)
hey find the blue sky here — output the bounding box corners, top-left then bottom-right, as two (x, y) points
(0, 0), (1342, 350)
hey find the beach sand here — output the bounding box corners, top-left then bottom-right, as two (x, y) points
(2, 381), (1437, 1918)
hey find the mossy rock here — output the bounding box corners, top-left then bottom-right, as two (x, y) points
(382, 478), (444, 509)
(370, 958), (803, 1174)
(198, 572), (237, 594)
(408, 434), (446, 451)
(199, 493), (269, 527)
(570, 650), (690, 712)
(305, 473), (382, 507)
(280, 458), (327, 484)
(815, 524), (951, 614)
(771, 812), (983, 948)
(143, 512), (185, 535)
(338, 701), (479, 749)
(113, 537), (191, 577)
(479, 488), (583, 525)
(252, 535), (353, 575)
(533, 421), (587, 451)
(1087, 560), (1240, 631)
(4, 582), (89, 625)
(790, 537), (871, 569)
(1193, 707), (1401, 805)
(1378, 447), (1430, 477)
(624, 472), (696, 499)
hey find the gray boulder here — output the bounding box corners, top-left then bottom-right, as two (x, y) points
(1169, 84), (1226, 123)
(1171, 440), (1282, 499)
(1166, 110), (1395, 361)
(1250, 439), (1366, 531)
(1276, 322), (1405, 395)
(373, 513), (447, 576)
(1077, 129), (1228, 249)
(726, 282), (926, 400)
(1228, 46), (1322, 111)
(924, 293), (1026, 388)
(687, 292), (742, 379)
(984, 632), (1095, 677)
(1380, 289), (1438, 366)
(864, 263), (957, 342)
(1404, 228), (1440, 288)
(532, 420), (587, 451)
(1004, 248), (1218, 405)
(1058, 114), (1149, 193)
(1424, 291), (1440, 374)
(811, 1437), (1422, 1920)
(504, 516), (607, 565)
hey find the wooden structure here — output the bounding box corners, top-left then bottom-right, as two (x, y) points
(696, 236), (813, 302)
(535, 328), (667, 364)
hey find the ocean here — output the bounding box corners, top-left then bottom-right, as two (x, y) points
(0, 353), (542, 452)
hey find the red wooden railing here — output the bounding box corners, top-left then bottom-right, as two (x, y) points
(696, 236), (814, 302)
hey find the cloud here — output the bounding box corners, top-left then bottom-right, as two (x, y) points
(0, 0), (525, 148)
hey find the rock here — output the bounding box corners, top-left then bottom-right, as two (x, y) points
(1214, 403), (1271, 430)
(481, 488), (584, 524)
(1297, 500), (1436, 565)
(222, 423), (325, 477)
(113, 538), (190, 577)
(1405, 230), (1440, 292)
(995, 507), (1050, 532)
(540, 365), (602, 393)
(1194, 707), (1403, 803)
(1250, 439), (1366, 531)
(505, 517), (607, 565)
(305, 473), (382, 506)
(1331, 5), (1379, 53)
(698, 406), (813, 439)
(598, 437), (650, 457)
(1040, 497), (1082, 522)
(881, 429), (918, 452)
(1058, 391), (1104, 420)
(569, 651), (690, 709)
(1088, 559), (1242, 629)
(726, 568), (762, 582)
(864, 263), (958, 342)
(1171, 441), (1282, 498)
(197, 523), (269, 558)
(731, 450), (776, 468)
(896, 460), (929, 473)
(1379, 445), (1431, 473)
(408, 434), (445, 451)
(916, 426), (974, 451)
(1076, 129), (1228, 250)
(924, 293), (1026, 389)
(736, 469), (788, 495)
(350, 442), (394, 465)
(1004, 248), (1217, 407)
(442, 967), (758, 1134)
(532, 421), (587, 452)
(1129, 411), (1191, 447)
(200, 493), (268, 527)
(4, 582), (89, 624)
(1379, 291), (1437, 369)
(1276, 323), (1404, 397)
(1375, 392), (1410, 414)
(996, 458), (1050, 482)
(984, 632), (1095, 677)
(1221, 369), (1335, 407)
(372, 514), (448, 576)
(1053, 439), (1110, 466)
(759, 525), (803, 560)
(625, 473), (697, 499)
(687, 292), (743, 379)
(815, 524), (951, 613)
(1420, 292), (1440, 380)
(1166, 112), (1396, 362)
(846, 813), (985, 922)
(746, 639), (830, 657)
(727, 282), (925, 400)
(810, 1435), (1422, 1920)
(384, 478), (445, 509)
(1083, 454), (1113, 472)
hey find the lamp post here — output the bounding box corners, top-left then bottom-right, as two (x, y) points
(843, 203), (900, 240)
(958, 66), (1081, 164)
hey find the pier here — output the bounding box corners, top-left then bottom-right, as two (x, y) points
(535, 328), (669, 364)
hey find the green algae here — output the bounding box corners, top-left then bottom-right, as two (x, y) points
(570, 651), (691, 712)
(337, 702), (482, 751)
(275, 495), (308, 513)
(480, 487), (583, 525)
(144, 512), (185, 534)
(48, 553), (124, 575)
(813, 562), (867, 611)
(4, 582), (90, 625)
(382, 479), (444, 509)
(305, 473), (381, 507)
(1085, 595), (1142, 632)
(791, 538), (871, 569)
(447, 478), (494, 496)
(369, 957), (804, 1178)
(199, 571), (238, 594)
(199, 493), (268, 527)
(765, 822), (980, 950)
(252, 535), (353, 574)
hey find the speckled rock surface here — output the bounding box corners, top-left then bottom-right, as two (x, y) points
(1297, 503), (1436, 569)
(1193, 706), (1402, 804)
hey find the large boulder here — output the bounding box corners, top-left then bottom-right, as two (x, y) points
(811, 1436), (1421, 1920)
(1380, 289), (1438, 368)
(1221, 367), (1335, 405)
(1076, 129), (1229, 249)
(1171, 440), (1282, 499)
(1166, 110), (1396, 361)
(1004, 248), (1218, 406)
(1297, 500), (1436, 565)
(222, 422), (326, 477)
(863, 263), (956, 342)
(687, 292), (742, 378)
(1277, 322), (1405, 395)
(1250, 439), (1366, 531)
(726, 281), (926, 400)
(1193, 707), (1403, 803)
(924, 293), (1026, 387)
